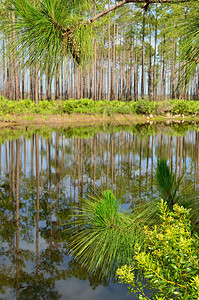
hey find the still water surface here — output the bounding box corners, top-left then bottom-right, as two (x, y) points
(0, 124), (199, 299)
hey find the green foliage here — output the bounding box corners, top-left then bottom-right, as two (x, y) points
(67, 159), (198, 286)
(1, 96), (199, 117)
(68, 190), (143, 278)
(172, 100), (190, 115)
(155, 159), (199, 227)
(171, 100), (199, 115)
(3, 0), (93, 69)
(0, 97), (135, 115)
(92, 190), (120, 228)
(0, 96), (199, 116)
(117, 200), (199, 300)
(178, 5), (199, 91)
(156, 159), (184, 209)
(135, 100), (157, 115)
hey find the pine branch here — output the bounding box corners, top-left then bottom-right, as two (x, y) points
(61, 0), (196, 62)
(87, 0), (196, 23)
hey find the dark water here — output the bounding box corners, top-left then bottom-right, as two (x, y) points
(0, 123), (199, 300)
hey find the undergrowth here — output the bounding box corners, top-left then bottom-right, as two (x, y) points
(0, 96), (199, 116)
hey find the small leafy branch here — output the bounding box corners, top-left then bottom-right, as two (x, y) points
(117, 200), (199, 300)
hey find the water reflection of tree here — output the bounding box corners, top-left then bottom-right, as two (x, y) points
(0, 136), (114, 298)
(0, 139), (63, 299)
(0, 126), (199, 298)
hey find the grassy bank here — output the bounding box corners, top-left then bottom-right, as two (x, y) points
(1, 97), (199, 127)
(1, 96), (199, 115)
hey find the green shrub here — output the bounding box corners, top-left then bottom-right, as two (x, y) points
(117, 200), (199, 300)
(135, 100), (157, 115)
(0, 97), (199, 117)
(172, 100), (190, 115)
(171, 100), (199, 115)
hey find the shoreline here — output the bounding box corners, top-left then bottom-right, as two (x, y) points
(0, 113), (199, 129)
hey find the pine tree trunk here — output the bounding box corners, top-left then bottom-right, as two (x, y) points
(2, 38), (6, 97)
(115, 27), (118, 100)
(74, 63), (78, 99)
(130, 37), (133, 100)
(30, 68), (33, 100)
(61, 60), (64, 100)
(78, 66), (81, 99)
(21, 49), (25, 99)
(94, 1), (97, 101)
(141, 10), (146, 99)
(162, 34), (166, 101)
(70, 59), (73, 98)
(153, 6), (157, 101)
(197, 64), (199, 100)
(119, 38), (122, 100)
(112, 7), (116, 100)
(101, 43), (104, 100)
(172, 41), (177, 99)
(12, 12), (20, 101)
(64, 59), (67, 99)
(89, 65), (93, 99)
(34, 62), (39, 105)
(8, 23), (14, 100)
(107, 0), (110, 101)
(134, 37), (138, 101)
(55, 60), (60, 100)
(148, 27), (152, 101)
(40, 73), (43, 101)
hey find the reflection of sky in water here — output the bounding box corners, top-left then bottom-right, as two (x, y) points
(2, 279), (136, 300)
(56, 278), (135, 300)
(0, 128), (198, 300)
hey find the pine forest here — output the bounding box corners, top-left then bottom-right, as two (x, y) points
(0, 0), (198, 104)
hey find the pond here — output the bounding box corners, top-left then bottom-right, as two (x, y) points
(0, 122), (199, 300)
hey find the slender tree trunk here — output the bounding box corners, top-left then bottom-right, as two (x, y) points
(134, 37), (138, 101)
(12, 12), (20, 101)
(2, 38), (6, 97)
(55, 60), (59, 100)
(34, 62), (39, 104)
(148, 26), (152, 101)
(64, 59), (67, 99)
(94, 1), (97, 101)
(115, 27), (118, 100)
(107, 0), (110, 101)
(40, 73), (43, 100)
(89, 65), (93, 99)
(197, 64), (199, 100)
(61, 59), (64, 100)
(112, 4), (116, 100)
(21, 49), (25, 99)
(30, 68), (33, 100)
(70, 59), (73, 98)
(162, 33), (166, 101)
(77, 66), (80, 99)
(8, 18), (14, 100)
(141, 9), (146, 99)
(153, 6), (158, 101)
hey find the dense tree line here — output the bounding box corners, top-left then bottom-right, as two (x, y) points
(0, 0), (198, 103)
